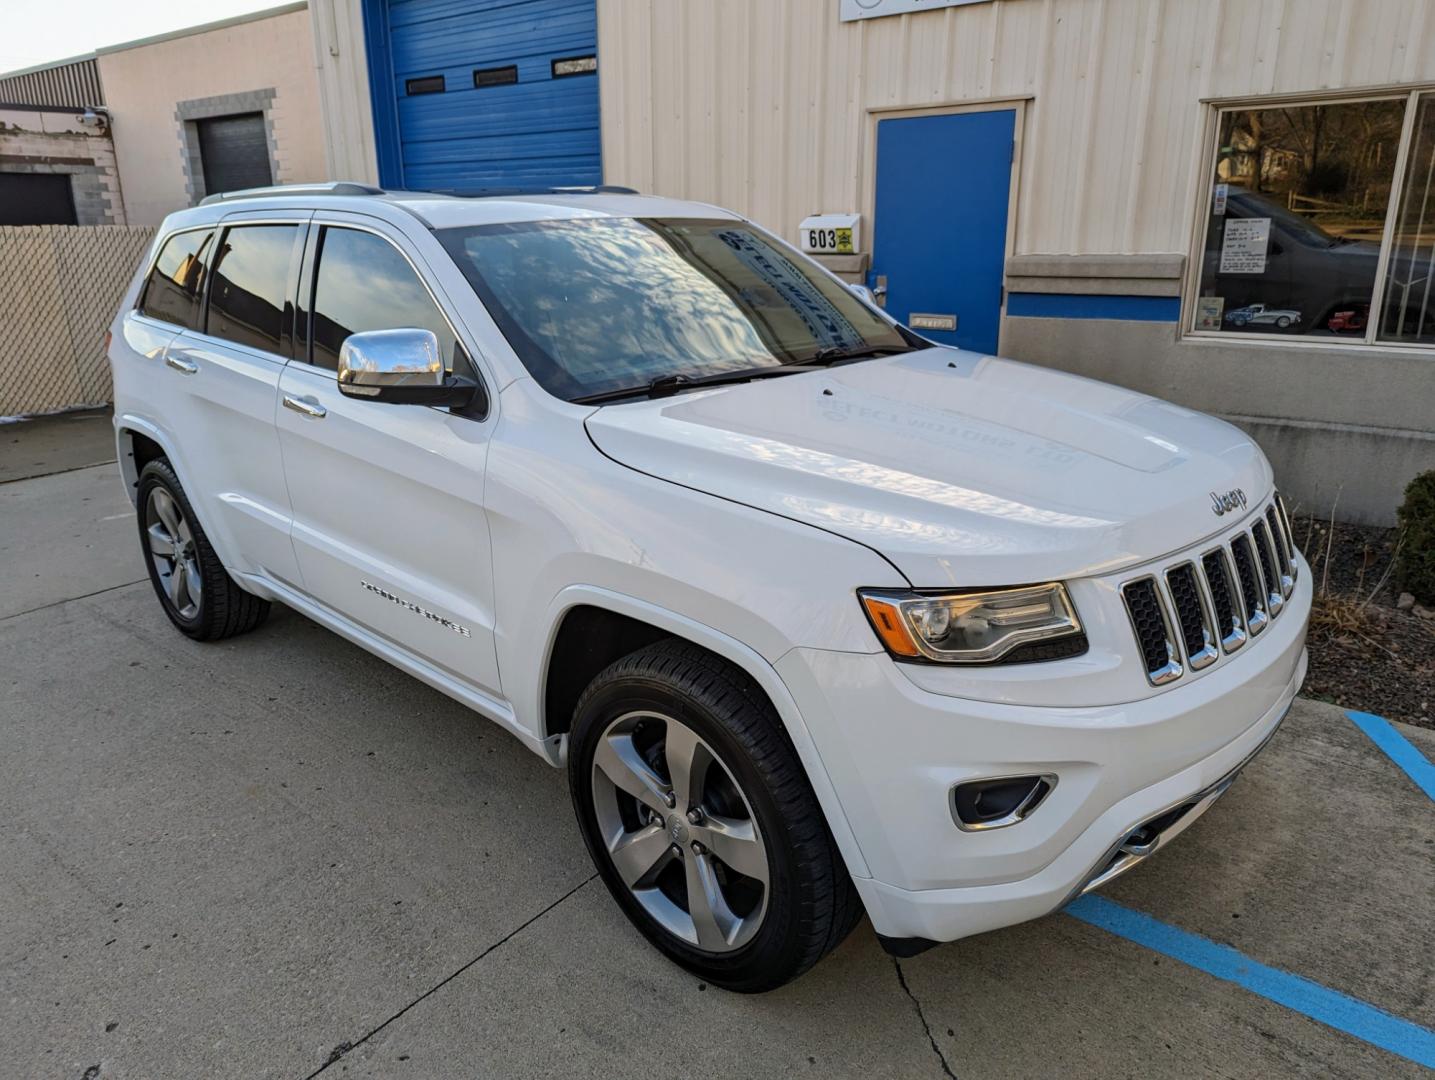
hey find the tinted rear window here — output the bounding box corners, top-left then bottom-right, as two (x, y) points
(139, 229), (212, 328)
(206, 224), (299, 355)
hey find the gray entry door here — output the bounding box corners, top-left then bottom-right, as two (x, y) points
(197, 113), (273, 196)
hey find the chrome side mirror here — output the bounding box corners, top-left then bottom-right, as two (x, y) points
(337, 328), (477, 407)
(848, 283), (877, 305)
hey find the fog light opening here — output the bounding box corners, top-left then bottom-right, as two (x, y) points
(952, 774), (1057, 831)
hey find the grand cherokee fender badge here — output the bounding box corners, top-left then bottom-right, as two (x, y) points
(1209, 488), (1248, 517)
(360, 580), (471, 637)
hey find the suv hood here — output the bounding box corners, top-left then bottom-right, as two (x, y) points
(584, 349), (1271, 586)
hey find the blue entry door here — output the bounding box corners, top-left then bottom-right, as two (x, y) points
(871, 110), (1016, 354)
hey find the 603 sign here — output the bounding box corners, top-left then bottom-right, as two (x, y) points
(806, 226), (854, 254)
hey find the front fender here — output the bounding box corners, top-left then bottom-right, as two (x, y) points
(531, 583), (873, 881)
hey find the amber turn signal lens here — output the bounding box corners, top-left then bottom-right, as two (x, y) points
(860, 595), (921, 657)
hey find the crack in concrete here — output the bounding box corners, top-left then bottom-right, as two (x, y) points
(303, 873), (598, 1078)
(0, 579), (146, 624)
(0, 458), (118, 486)
(893, 958), (957, 1080)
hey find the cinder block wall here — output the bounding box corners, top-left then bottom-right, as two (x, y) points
(0, 225), (154, 415)
(0, 107), (126, 225)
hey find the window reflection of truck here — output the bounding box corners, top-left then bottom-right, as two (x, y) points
(1204, 187), (1379, 332)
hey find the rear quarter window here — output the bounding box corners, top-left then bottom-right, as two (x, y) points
(138, 229), (213, 329)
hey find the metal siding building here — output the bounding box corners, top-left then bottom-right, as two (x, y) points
(0, 55), (105, 109)
(311, 0), (1435, 523)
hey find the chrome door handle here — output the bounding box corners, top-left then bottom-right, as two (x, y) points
(165, 355), (199, 375)
(282, 394), (327, 419)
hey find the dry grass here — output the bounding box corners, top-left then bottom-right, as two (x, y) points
(1297, 493), (1409, 659)
(1291, 504), (1435, 728)
(1308, 593), (1399, 658)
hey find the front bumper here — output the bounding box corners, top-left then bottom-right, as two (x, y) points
(774, 567), (1310, 943)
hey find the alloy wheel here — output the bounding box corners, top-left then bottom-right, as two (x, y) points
(144, 486), (202, 619)
(590, 710), (770, 952)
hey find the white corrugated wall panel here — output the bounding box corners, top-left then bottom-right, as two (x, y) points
(596, 0), (1435, 256)
(309, 0), (379, 183)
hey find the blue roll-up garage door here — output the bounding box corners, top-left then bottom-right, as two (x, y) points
(374, 0), (601, 190)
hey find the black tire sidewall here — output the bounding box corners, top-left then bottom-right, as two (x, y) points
(569, 669), (816, 991)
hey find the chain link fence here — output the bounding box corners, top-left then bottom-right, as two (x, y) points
(0, 225), (154, 416)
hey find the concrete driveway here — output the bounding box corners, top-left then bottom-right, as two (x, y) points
(2, 450), (1433, 1079)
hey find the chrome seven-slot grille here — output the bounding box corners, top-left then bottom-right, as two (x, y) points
(1120, 494), (1299, 686)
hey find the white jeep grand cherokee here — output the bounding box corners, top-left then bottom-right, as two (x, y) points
(108, 183), (1309, 991)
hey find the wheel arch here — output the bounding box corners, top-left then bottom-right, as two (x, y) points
(535, 585), (871, 879)
(115, 417), (182, 507)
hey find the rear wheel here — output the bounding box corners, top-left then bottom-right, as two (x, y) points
(136, 459), (270, 641)
(569, 640), (862, 992)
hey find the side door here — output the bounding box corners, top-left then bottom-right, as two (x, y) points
(275, 214), (502, 697)
(869, 109), (1017, 354)
(158, 215), (306, 584)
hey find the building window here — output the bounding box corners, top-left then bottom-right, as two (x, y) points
(1191, 90), (1435, 348)
(1380, 93), (1435, 345)
(473, 65), (518, 89)
(551, 55), (596, 79)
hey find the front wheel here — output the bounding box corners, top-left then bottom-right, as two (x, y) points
(569, 641), (862, 992)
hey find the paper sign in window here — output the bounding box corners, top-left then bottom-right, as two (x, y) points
(1194, 296), (1225, 330)
(1219, 218), (1270, 274)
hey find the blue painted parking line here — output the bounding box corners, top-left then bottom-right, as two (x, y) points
(1345, 710), (1435, 802)
(1066, 895), (1435, 1070)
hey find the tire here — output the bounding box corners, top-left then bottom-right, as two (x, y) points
(569, 639), (862, 992)
(1275, 316), (1292, 329)
(135, 458), (270, 641)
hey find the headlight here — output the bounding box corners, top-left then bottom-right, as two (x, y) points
(858, 583), (1084, 663)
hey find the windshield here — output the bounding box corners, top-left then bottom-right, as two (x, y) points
(437, 217), (913, 401)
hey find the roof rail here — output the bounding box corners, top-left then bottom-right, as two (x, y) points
(199, 181), (385, 206)
(415, 184), (641, 198)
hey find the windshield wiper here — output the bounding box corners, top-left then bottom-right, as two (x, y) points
(803, 343), (913, 366)
(572, 364), (821, 405)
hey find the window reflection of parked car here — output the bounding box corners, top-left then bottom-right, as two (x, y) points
(1223, 303), (1302, 329)
(1204, 188), (1380, 332)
